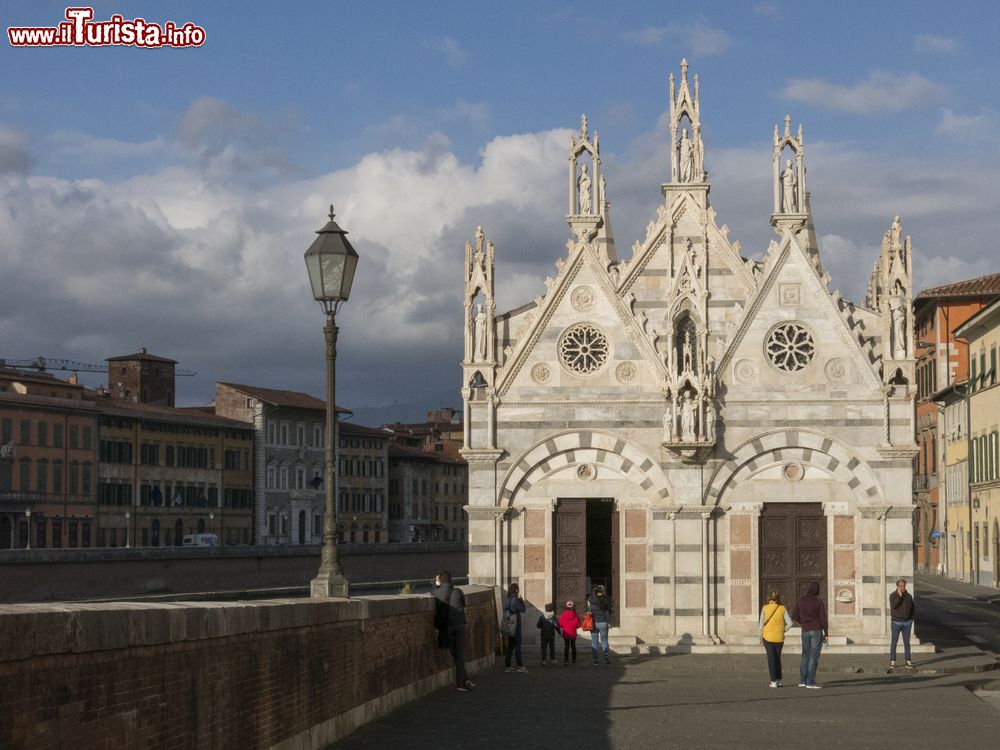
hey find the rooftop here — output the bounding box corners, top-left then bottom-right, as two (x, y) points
(914, 272), (1000, 302)
(218, 382), (351, 415)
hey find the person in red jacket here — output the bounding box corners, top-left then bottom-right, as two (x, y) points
(558, 600), (581, 666)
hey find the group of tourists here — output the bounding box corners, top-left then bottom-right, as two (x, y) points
(503, 583), (614, 670)
(434, 570), (917, 693)
(758, 577), (916, 688)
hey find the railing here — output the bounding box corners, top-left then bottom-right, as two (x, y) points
(913, 475), (930, 492)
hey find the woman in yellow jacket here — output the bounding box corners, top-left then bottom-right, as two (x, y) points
(759, 589), (793, 687)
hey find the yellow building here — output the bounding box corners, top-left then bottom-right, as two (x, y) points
(956, 299), (1000, 587)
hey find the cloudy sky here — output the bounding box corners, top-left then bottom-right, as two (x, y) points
(1, 1), (998, 417)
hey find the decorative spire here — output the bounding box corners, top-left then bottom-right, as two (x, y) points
(328, 204), (336, 220)
(580, 113), (588, 139)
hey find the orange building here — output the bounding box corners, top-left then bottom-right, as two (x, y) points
(0, 369), (99, 548)
(912, 273), (1000, 572)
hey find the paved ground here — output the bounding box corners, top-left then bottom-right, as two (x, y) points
(330, 575), (1000, 749)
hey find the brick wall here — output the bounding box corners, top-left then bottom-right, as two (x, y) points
(0, 587), (495, 749)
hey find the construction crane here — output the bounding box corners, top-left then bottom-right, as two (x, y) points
(0, 356), (196, 376)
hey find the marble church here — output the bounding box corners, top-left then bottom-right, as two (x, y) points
(459, 61), (917, 648)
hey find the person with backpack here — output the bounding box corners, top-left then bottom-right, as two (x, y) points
(536, 602), (560, 665)
(759, 589), (793, 687)
(503, 582), (527, 673)
(433, 571), (475, 692)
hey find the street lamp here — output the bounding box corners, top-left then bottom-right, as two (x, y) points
(24, 509), (31, 550)
(125, 510), (130, 548)
(304, 204), (359, 599)
(209, 511), (215, 542)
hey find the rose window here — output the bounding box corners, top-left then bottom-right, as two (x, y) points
(765, 322), (815, 372)
(559, 324), (609, 374)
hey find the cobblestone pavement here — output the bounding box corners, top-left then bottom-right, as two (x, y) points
(329, 651), (1000, 749)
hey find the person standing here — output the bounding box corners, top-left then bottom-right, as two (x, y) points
(792, 581), (828, 689)
(759, 589), (793, 687)
(558, 600), (581, 666)
(889, 578), (916, 668)
(433, 571), (475, 691)
(587, 585), (613, 665)
(503, 583), (527, 673)
(536, 602), (559, 666)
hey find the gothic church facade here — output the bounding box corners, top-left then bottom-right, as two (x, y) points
(460, 61), (917, 648)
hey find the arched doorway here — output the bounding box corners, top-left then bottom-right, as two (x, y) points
(151, 518), (160, 547)
(362, 523), (370, 544)
(298, 510), (306, 544)
(174, 519), (184, 545)
(0, 517), (10, 549)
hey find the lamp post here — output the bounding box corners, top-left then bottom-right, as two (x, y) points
(124, 510), (130, 548)
(209, 511), (215, 544)
(304, 205), (359, 599)
(25, 509), (31, 550)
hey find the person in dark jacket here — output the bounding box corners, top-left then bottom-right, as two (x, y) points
(889, 578), (916, 668)
(433, 571), (475, 691)
(791, 581), (828, 689)
(536, 602), (559, 665)
(503, 582), (527, 672)
(587, 585), (613, 665)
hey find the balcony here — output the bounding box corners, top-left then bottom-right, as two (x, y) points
(912, 475), (930, 492)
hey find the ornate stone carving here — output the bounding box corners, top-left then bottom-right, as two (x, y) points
(530, 363), (551, 384)
(782, 462), (804, 481)
(570, 284), (596, 312)
(576, 463), (596, 481)
(734, 358), (757, 384)
(779, 283), (801, 306)
(825, 357), (847, 383)
(578, 164), (593, 214)
(765, 322), (815, 372)
(615, 361), (637, 384)
(558, 323), (609, 375)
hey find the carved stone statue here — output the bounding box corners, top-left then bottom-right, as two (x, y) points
(705, 399), (717, 441)
(889, 292), (906, 359)
(662, 403), (674, 442)
(0, 440), (14, 459)
(679, 128), (693, 182)
(475, 225), (485, 255)
(578, 164), (592, 214)
(681, 390), (697, 441)
(682, 329), (694, 373)
(781, 159), (797, 212)
(890, 215), (901, 250)
(473, 303), (487, 362)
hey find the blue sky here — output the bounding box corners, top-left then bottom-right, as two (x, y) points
(1, 1), (998, 415)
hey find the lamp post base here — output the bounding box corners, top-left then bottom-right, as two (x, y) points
(310, 572), (350, 598)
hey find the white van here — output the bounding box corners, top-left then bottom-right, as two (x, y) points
(182, 533), (219, 547)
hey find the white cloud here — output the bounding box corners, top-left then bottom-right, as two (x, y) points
(784, 71), (943, 114)
(434, 36), (466, 68)
(937, 107), (998, 139)
(622, 21), (732, 57)
(753, 2), (782, 19)
(48, 130), (166, 163)
(914, 34), (958, 53)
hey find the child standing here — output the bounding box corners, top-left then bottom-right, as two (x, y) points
(536, 602), (559, 665)
(558, 600), (581, 666)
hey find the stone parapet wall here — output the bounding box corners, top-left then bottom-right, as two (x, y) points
(0, 543), (468, 603)
(0, 587), (495, 749)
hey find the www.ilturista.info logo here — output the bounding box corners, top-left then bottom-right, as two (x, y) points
(8, 7), (206, 48)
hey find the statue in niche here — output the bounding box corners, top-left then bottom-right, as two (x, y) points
(473, 303), (487, 362)
(578, 164), (592, 214)
(679, 128), (694, 182)
(705, 399), (717, 441)
(781, 159), (797, 212)
(681, 390), (697, 441)
(889, 289), (906, 359)
(682, 329), (694, 373)
(662, 402), (674, 442)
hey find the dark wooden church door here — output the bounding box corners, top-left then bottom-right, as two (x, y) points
(553, 498), (587, 608)
(759, 502), (827, 606)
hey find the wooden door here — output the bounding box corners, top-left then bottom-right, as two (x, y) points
(759, 502), (827, 606)
(553, 498), (587, 608)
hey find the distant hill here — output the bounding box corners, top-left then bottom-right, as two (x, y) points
(347, 387), (461, 428)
